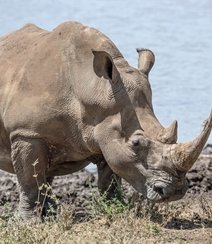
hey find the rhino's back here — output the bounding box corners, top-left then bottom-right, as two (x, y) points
(0, 22), (123, 140)
(0, 21), (122, 69)
(0, 21), (122, 93)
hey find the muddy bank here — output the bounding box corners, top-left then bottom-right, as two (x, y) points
(0, 144), (212, 213)
(187, 144), (212, 193)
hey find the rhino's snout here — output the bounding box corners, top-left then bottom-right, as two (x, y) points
(153, 184), (166, 197)
(152, 182), (171, 201)
(147, 179), (188, 203)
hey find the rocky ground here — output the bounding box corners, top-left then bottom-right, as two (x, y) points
(0, 145), (212, 243)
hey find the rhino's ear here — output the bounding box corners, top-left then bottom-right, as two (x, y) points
(92, 50), (119, 83)
(136, 48), (155, 76)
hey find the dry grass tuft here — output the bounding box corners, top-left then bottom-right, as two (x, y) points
(1, 190), (212, 243)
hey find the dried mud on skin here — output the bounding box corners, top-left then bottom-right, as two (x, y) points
(0, 144), (212, 215)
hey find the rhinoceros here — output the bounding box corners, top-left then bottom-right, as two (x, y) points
(0, 21), (211, 220)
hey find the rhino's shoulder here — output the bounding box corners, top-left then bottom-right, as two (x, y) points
(50, 21), (122, 59)
(52, 21), (85, 33)
(50, 21), (106, 44)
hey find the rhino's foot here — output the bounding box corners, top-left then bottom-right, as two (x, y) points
(18, 195), (58, 222)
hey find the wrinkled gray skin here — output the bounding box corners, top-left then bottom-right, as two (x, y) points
(0, 22), (211, 220)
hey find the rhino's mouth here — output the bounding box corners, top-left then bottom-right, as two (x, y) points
(146, 183), (168, 202)
(146, 181), (188, 203)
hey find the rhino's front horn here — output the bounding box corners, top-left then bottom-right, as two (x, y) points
(171, 110), (212, 171)
(136, 48), (155, 76)
(157, 120), (178, 144)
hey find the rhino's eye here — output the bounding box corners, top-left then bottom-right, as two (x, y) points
(132, 139), (140, 147)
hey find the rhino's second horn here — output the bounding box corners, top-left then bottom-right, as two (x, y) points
(157, 120), (178, 144)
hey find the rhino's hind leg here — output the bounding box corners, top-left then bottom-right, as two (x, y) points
(97, 158), (122, 200)
(11, 137), (50, 220)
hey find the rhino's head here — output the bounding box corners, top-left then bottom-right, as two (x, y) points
(92, 48), (212, 202)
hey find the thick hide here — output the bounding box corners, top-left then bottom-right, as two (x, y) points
(0, 22), (211, 220)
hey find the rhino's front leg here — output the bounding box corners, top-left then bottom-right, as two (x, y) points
(11, 137), (52, 220)
(97, 158), (122, 200)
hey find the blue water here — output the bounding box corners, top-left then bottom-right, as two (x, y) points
(1, 0), (212, 171)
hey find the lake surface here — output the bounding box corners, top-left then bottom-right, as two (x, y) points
(1, 0), (212, 171)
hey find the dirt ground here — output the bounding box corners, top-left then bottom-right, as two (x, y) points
(0, 144), (212, 243)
